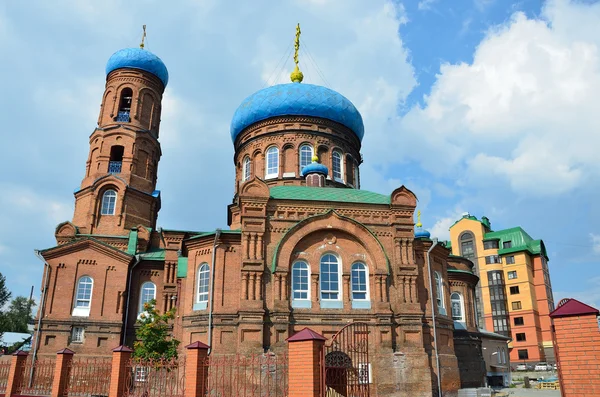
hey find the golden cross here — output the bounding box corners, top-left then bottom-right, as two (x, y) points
(140, 25), (147, 49)
(293, 23), (301, 67)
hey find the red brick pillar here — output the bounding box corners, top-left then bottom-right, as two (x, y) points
(286, 327), (327, 397)
(5, 350), (28, 397)
(184, 341), (210, 397)
(108, 345), (133, 397)
(50, 348), (75, 397)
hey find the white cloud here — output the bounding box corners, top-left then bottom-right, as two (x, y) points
(418, 0), (438, 11)
(0, 184), (71, 225)
(590, 233), (600, 254)
(554, 276), (600, 310)
(430, 208), (466, 241)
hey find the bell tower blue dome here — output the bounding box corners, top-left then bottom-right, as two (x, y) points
(106, 48), (169, 87)
(230, 83), (364, 143)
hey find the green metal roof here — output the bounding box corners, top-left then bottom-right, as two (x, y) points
(185, 229), (241, 241)
(138, 248), (166, 261)
(484, 227), (548, 260)
(448, 269), (474, 275)
(127, 230), (138, 255)
(177, 257), (188, 277)
(449, 214), (483, 229)
(269, 186), (390, 205)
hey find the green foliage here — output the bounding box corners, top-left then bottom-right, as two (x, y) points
(133, 299), (180, 360)
(0, 273), (10, 308)
(1, 296), (35, 333)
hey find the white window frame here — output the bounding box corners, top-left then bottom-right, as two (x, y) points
(434, 271), (445, 314)
(101, 190), (117, 215)
(332, 150), (343, 182)
(71, 327), (84, 343)
(320, 254), (342, 305)
(351, 263), (369, 301)
(299, 144), (313, 172)
(291, 261), (311, 308)
(242, 156), (251, 182)
(197, 263), (210, 303)
(139, 282), (156, 314)
(72, 276), (93, 317)
(358, 363), (373, 384)
(265, 146), (279, 179)
(451, 292), (465, 322)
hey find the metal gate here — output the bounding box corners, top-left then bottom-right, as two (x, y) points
(323, 322), (370, 397)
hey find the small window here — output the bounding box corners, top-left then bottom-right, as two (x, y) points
(510, 286), (520, 295)
(506, 255), (515, 264)
(345, 155), (354, 185)
(299, 144), (313, 172)
(484, 240), (499, 250)
(101, 190), (117, 215)
(265, 147), (279, 179)
(514, 317), (524, 326)
(73, 276), (93, 317)
(197, 264), (209, 304)
(320, 254), (341, 308)
(485, 255), (501, 264)
(332, 150), (343, 182)
(508, 271), (517, 280)
(71, 327), (84, 343)
(117, 88), (133, 122)
(451, 292), (464, 322)
(512, 301), (522, 310)
(242, 156), (251, 182)
(434, 272), (445, 314)
(516, 333), (526, 342)
(139, 282), (156, 314)
(292, 261), (310, 308)
(518, 349), (529, 360)
(503, 241), (512, 249)
(501, 348), (507, 364)
(108, 146), (124, 174)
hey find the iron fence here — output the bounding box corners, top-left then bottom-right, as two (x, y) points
(0, 359), (11, 394)
(15, 357), (55, 396)
(64, 357), (112, 397)
(124, 357), (185, 397)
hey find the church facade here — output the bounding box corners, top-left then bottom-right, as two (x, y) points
(33, 38), (489, 396)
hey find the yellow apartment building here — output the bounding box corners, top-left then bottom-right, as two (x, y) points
(448, 214), (555, 364)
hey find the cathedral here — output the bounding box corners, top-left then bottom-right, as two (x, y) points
(33, 30), (491, 396)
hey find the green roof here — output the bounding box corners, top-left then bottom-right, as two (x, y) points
(138, 248), (166, 261)
(127, 230), (138, 255)
(185, 229), (241, 241)
(269, 186), (390, 205)
(484, 227), (548, 260)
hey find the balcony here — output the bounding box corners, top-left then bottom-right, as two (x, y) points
(108, 161), (122, 174)
(116, 111), (130, 122)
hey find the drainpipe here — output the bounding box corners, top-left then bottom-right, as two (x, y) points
(207, 229), (221, 355)
(122, 254), (142, 345)
(426, 238), (442, 397)
(31, 250), (50, 384)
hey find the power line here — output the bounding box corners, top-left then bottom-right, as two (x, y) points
(262, 41), (294, 88)
(301, 39), (332, 88)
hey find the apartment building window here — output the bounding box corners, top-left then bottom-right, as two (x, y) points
(510, 286), (520, 295)
(460, 232), (476, 261)
(512, 301), (522, 310)
(484, 240), (499, 249)
(485, 255), (501, 264)
(503, 241), (512, 249)
(506, 255), (515, 264)
(516, 333), (527, 342)
(488, 271), (511, 337)
(508, 271), (517, 280)
(493, 318), (509, 334)
(518, 349), (529, 360)
(514, 317), (524, 326)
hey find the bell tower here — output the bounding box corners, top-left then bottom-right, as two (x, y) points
(72, 31), (168, 235)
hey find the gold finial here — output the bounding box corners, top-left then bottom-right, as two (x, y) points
(140, 25), (147, 49)
(416, 210), (422, 228)
(312, 143), (319, 162)
(290, 23), (304, 83)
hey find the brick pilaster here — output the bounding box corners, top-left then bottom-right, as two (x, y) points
(108, 345), (133, 397)
(5, 350), (28, 397)
(184, 341), (210, 397)
(287, 327), (327, 397)
(50, 348), (75, 397)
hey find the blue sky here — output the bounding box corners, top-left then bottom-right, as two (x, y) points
(0, 0), (599, 308)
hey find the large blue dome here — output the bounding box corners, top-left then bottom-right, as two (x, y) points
(230, 83), (364, 142)
(106, 48), (169, 87)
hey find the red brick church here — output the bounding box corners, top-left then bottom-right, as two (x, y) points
(33, 36), (491, 396)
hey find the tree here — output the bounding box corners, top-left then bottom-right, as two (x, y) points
(2, 296), (35, 333)
(133, 299), (180, 360)
(0, 272), (12, 339)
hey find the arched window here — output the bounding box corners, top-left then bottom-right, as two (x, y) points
(242, 156), (251, 182)
(501, 348), (506, 364)
(434, 271), (445, 313)
(299, 144), (313, 172)
(139, 282), (156, 314)
(73, 276), (93, 316)
(117, 88), (132, 122)
(354, 162), (359, 188)
(320, 254), (342, 308)
(351, 262), (371, 309)
(345, 155), (354, 185)
(101, 190), (117, 215)
(459, 231), (476, 262)
(108, 145), (124, 174)
(291, 261), (311, 308)
(197, 263), (210, 303)
(451, 292), (465, 322)
(332, 150), (343, 182)
(265, 146), (279, 179)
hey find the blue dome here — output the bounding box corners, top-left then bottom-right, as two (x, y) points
(415, 228), (431, 239)
(106, 48), (169, 87)
(301, 162), (329, 177)
(230, 83), (364, 142)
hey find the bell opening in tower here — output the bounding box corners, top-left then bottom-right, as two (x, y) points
(108, 145), (124, 174)
(116, 88), (132, 122)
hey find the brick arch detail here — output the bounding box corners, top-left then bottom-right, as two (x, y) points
(272, 210), (390, 274)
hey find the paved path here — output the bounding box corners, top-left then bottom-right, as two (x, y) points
(495, 387), (560, 397)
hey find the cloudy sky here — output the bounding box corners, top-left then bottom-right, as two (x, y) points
(0, 0), (599, 308)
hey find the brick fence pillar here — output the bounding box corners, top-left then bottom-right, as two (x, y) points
(108, 345), (133, 397)
(286, 327), (327, 397)
(5, 350), (28, 397)
(50, 348), (75, 397)
(184, 341), (210, 397)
